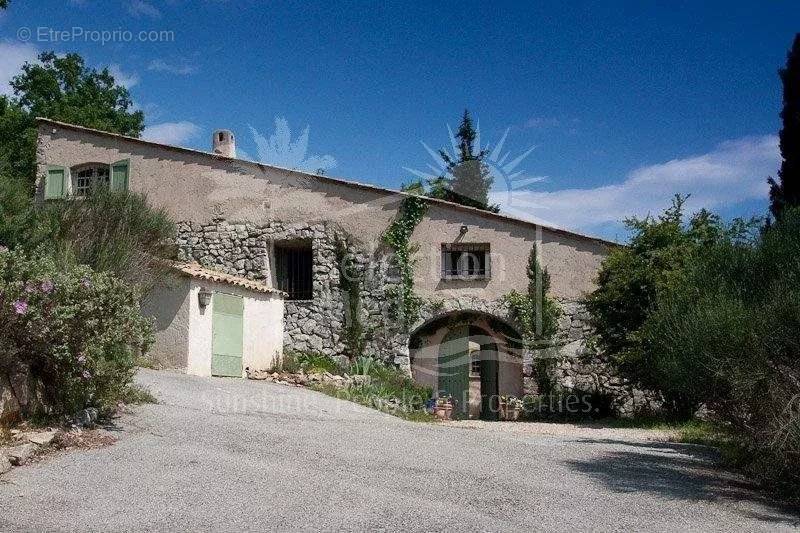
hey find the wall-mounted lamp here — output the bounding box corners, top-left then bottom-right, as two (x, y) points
(198, 287), (213, 308)
(460, 224), (469, 235)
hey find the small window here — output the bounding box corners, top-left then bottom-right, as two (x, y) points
(275, 240), (313, 300)
(470, 356), (481, 376)
(219, 132), (224, 142)
(441, 243), (490, 280)
(71, 164), (110, 198)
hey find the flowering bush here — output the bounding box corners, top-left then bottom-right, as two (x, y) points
(0, 250), (153, 416)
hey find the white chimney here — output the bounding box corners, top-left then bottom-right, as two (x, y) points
(212, 129), (236, 158)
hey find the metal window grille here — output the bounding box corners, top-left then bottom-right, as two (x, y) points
(275, 241), (313, 300)
(441, 243), (491, 280)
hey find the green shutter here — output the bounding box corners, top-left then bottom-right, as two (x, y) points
(110, 159), (129, 192)
(44, 166), (66, 200)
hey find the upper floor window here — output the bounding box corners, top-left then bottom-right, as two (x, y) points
(441, 243), (490, 280)
(72, 164), (110, 198)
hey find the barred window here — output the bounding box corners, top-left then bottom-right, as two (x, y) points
(441, 243), (491, 280)
(275, 240), (313, 300)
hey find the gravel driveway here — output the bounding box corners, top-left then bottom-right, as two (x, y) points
(1, 369), (797, 532)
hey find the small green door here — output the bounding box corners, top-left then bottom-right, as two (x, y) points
(211, 292), (244, 377)
(479, 347), (500, 421)
(438, 325), (470, 416)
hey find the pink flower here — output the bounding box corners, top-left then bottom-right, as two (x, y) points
(81, 278), (92, 289)
(12, 300), (28, 315)
(82, 370), (92, 380)
(40, 280), (54, 293)
(76, 354), (87, 364)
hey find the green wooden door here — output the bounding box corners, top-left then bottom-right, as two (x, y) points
(438, 325), (470, 416)
(212, 292), (244, 377)
(479, 346), (500, 421)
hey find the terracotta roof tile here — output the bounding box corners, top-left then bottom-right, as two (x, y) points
(173, 262), (285, 296)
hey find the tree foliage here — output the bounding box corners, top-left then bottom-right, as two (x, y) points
(503, 243), (560, 345)
(0, 52), (144, 184)
(636, 208), (800, 489)
(769, 33), (800, 221)
(584, 195), (757, 364)
(427, 110), (499, 212)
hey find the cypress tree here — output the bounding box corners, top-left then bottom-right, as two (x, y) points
(432, 110), (499, 212)
(769, 33), (800, 221)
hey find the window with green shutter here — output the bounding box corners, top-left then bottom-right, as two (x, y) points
(110, 159), (129, 192)
(44, 166), (66, 200)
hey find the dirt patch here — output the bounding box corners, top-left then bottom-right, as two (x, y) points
(54, 429), (117, 451)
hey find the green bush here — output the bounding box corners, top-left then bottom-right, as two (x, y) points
(585, 196), (758, 402)
(271, 351), (341, 374)
(295, 351), (340, 374)
(0, 250), (153, 416)
(0, 174), (46, 249)
(637, 208), (800, 489)
(39, 189), (176, 291)
(0, 182), (176, 292)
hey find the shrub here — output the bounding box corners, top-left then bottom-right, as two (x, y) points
(270, 351), (341, 374)
(295, 351), (340, 374)
(39, 189), (176, 291)
(585, 196), (758, 401)
(637, 208), (800, 489)
(0, 250), (153, 416)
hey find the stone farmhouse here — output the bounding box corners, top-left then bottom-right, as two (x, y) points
(35, 119), (647, 418)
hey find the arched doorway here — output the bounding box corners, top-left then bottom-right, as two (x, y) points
(410, 311), (522, 420)
(437, 324), (500, 419)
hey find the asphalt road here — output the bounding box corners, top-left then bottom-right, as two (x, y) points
(1, 369), (797, 532)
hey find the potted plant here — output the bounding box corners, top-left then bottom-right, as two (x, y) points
(500, 396), (523, 421)
(433, 396), (454, 420)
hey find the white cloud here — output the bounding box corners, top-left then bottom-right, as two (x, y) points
(491, 135), (779, 235)
(142, 121), (201, 145)
(108, 63), (139, 88)
(0, 41), (38, 97)
(127, 0), (161, 18)
(524, 116), (561, 129)
(147, 59), (198, 75)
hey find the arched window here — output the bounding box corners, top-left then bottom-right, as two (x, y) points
(71, 164), (110, 198)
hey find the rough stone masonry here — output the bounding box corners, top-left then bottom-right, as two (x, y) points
(176, 218), (657, 416)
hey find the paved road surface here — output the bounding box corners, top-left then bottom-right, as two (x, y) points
(1, 369), (797, 532)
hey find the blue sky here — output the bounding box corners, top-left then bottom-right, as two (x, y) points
(1, 1), (797, 241)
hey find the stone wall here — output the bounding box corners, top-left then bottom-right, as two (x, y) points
(176, 217), (656, 417)
(176, 218), (407, 365)
(525, 299), (662, 417)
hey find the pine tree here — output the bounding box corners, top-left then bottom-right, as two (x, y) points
(769, 33), (800, 221)
(431, 110), (499, 212)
